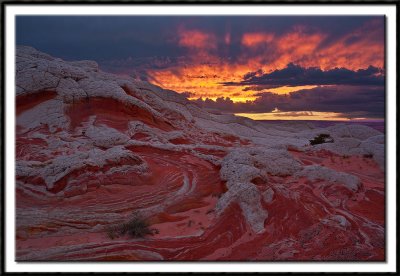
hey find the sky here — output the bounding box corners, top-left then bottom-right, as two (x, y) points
(16, 16), (385, 121)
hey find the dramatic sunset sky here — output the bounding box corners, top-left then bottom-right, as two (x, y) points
(16, 16), (385, 120)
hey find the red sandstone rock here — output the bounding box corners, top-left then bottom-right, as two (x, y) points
(15, 46), (385, 261)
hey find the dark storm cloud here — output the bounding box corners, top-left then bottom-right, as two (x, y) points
(223, 64), (384, 88)
(243, 69), (264, 80)
(194, 85), (385, 118)
(16, 16), (186, 61)
(16, 15), (381, 63)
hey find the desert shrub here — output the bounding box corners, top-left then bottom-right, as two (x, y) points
(363, 153), (374, 159)
(309, 133), (334, 145)
(120, 216), (153, 238)
(105, 213), (154, 239)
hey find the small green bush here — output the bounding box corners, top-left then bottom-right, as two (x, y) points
(309, 133), (334, 145)
(105, 213), (155, 239)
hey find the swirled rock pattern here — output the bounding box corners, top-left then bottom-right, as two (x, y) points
(16, 46), (385, 261)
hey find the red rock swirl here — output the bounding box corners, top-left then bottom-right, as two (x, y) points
(16, 145), (384, 261)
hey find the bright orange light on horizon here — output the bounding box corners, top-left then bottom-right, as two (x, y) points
(235, 111), (352, 121)
(266, 85), (319, 95)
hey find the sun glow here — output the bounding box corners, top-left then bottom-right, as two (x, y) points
(266, 85), (319, 95)
(235, 111), (352, 121)
(148, 62), (263, 102)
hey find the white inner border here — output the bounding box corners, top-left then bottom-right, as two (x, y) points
(5, 4), (397, 273)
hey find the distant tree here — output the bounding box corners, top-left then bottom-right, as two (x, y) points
(309, 133), (334, 145)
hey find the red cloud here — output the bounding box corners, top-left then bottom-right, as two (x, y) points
(224, 32), (231, 45)
(241, 32), (274, 47)
(239, 21), (383, 71)
(311, 20), (384, 70)
(146, 20), (384, 103)
(178, 28), (217, 50)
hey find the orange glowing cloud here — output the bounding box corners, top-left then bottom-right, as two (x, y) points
(146, 21), (384, 106)
(311, 20), (384, 70)
(241, 32), (274, 47)
(277, 22), (383, 70)
(237, 22), (383, 71)
(178, 28), (217, 50)
(275, 31), (326, 68)
(266, 85), (320, 95)
(148, 62), (261, 102)
(238, 27), (327, 71)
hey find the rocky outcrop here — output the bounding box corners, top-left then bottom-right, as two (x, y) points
(15, 46), (385, 261)
(295, 165), (361, 192)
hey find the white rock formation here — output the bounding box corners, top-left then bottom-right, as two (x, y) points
(309, 124), (385, 169)
(85, 125), (129, 148)
(15, 46), (384, 236)
(215, 147), (303, 233)
(17, 145), (147, 192)
(295, 165), (361, 192)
